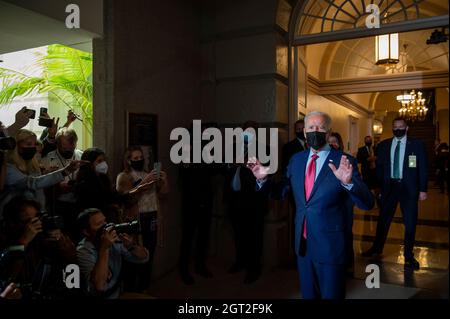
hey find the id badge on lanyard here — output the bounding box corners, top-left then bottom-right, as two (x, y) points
(408, 154), (417, 168)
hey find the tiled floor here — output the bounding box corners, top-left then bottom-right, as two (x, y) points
(353, 220), (449, 247)
(145, 258), (424, 299)
(144, 184), (449, 299)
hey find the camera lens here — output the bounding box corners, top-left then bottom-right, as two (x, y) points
(111, 220), (139, 234)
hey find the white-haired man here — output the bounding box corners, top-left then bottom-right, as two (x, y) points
(248, 111), (374, 299)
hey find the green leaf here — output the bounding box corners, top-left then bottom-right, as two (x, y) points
(0, 44), (93, 132)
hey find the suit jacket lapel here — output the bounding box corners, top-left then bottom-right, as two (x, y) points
(387, 138), (394, 163)
(307, 150), (333, 202)
(403, 139), (412, 173)
(297, 151), (308, 204)
(295, 138), (304, 152)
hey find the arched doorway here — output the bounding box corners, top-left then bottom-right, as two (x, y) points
(279, 0), (449, 272)
(286, 0), (449, 142)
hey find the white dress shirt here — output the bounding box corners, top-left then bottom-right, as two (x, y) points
(390, 135), (407, 179)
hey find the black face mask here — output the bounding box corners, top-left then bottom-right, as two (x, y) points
(295, 132), (305, 140)
(365, 142), (372, 147)
(60, 150), (74, 159)
(19, 147), (37, 160)
(130, 159), (145, 171)
(393, 129), (406, 138)
(305, 131), (327, 150)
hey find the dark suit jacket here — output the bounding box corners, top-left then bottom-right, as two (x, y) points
(357, 146), (371, 175)
(224, 141), (271, 209)
(179, 162), (217, 207)
(263, 148), (374, 264)
(375, 137), (428, 199)
(356, 145), (377, 187)
(282, 138), (306, 172)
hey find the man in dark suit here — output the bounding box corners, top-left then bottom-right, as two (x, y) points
(357, 135), (377, 189)
(282, 119), (307, 266)
(362, 117), (428, 270)
(357, 135), (380, 210)
(224, 121), (269, 284)
(178, 123), (219, 285)
(249, 111), (374, 299)
(282, 119), (307, 172)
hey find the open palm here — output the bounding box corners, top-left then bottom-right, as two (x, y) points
(247, 157), (270, 181)
(328, 155), (353, 184)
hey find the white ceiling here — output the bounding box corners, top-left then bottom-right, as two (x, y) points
(0, 0), (99, 55)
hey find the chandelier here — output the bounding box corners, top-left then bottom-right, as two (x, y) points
(397, 90), (428, 122)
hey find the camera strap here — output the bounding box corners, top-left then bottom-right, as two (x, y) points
(56, 151), (75, 181)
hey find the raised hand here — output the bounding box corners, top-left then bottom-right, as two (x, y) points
(246, 157), (270, 181)
(18, 217), (43, 246)
(419, 192), (427, 201)
(142, 170), (159, 184)
(129, 181), (154, 195)
(99, 227), (118, 251)
(0, 283), (22, 299)
(64, 110), (77, 127)
(118, 233), (135, 249)
(48, 117), (60, 139)
(328, 155), (353, 184)
(15, 107), (31, 128)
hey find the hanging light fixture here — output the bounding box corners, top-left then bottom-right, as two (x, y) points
(398, 90), (429, 122)
(396, 91), (412, 104)
(372, 119), (383, 135)
(375, 34), (399, 65)
(375, 0), (399, 66)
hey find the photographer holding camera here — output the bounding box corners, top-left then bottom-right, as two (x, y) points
(76, 208), (148, 298)
(0, 196), (77, 299)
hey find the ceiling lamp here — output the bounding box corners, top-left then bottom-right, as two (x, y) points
(372, 119), (383, 135)
(398, 90), (429, 122)
(375, 0), (399, 66)
(375, 33), (400, 65)
(396, 92), (412, 104)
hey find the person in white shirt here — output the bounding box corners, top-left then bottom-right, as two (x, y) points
(40, 128), (84, 239)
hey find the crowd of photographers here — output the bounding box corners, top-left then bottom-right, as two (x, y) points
(0, 107), (168, 299)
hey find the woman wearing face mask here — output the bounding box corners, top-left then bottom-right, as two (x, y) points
(74, 148), (117, 214)
(328, 132), (344, 151)
(0, 129), (81, 217)
(115, 146), (168, 292)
